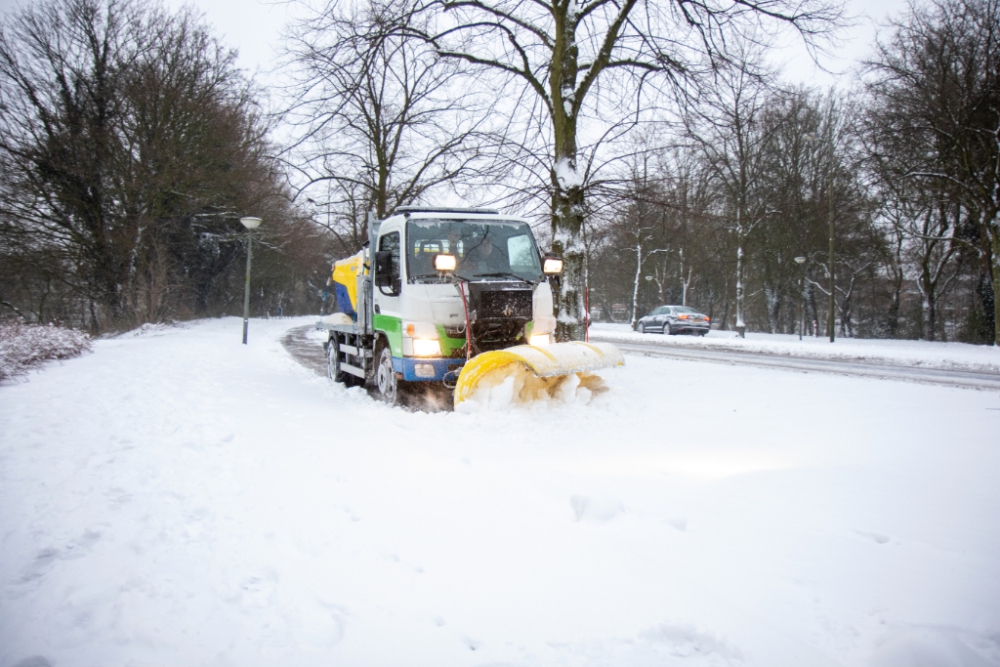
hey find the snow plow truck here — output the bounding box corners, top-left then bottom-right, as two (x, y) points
(318, 206), (623, 408)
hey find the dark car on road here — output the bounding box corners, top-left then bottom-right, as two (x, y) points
(637, 305), (711, 336)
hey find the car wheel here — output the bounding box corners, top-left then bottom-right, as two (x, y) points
(637, 322), (645, 334)
(374, 343), (399, 405)
(664, 322), (673, 335)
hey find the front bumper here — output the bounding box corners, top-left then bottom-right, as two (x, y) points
(398, 356), (465, 382)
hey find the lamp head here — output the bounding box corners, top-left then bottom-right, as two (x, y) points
(240, 216), (262, 230)
(794, 256), (806, 265)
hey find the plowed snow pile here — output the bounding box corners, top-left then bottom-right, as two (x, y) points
(455, 365), (608, 412)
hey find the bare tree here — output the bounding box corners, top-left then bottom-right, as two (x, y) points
(401, 0), (844, 341)
(687, 50), (779, 337)
(865, 0), (1000, 345)
(282, 0), (487, 253)
(0, 0), (309, 330)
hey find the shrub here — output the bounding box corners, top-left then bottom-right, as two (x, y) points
(0, 319), (92, 381)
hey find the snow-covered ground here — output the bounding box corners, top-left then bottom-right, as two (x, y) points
(1, 316), (998, 667)
(591, 322), (1000, 374)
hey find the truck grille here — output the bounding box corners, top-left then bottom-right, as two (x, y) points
(478, 289), (532, 320)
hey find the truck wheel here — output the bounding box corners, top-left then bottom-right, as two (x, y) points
(327, 336), (355, 386)
(327, 336), (342, 382)
(374, 343), (399, 405)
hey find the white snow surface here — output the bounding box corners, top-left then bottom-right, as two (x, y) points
(592, 322), (1000, 373)
(1, 316), (999, 667)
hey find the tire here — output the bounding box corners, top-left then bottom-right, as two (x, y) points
(327, 336), (342, 382)
(664, 322), (673, 335)
(638, 322), (646, 334)
(328, 335), (360, 386)
(373, 342), (399, 405)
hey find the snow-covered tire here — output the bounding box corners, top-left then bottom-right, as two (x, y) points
(327, 335), (358, 386)
(637, 322), (645, 334)
(373, 343), (399, 405)
(327, 337), (341, 382)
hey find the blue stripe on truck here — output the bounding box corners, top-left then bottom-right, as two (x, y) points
(400, 357), (464, 382)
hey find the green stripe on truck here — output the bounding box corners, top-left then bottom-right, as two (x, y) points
(373, 314), (403, 357)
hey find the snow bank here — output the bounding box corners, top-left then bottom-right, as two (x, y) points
(0, 320), (91, 381)
(591, 322), (1000, 373)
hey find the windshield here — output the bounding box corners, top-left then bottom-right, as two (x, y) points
(406, 219), (543, 283)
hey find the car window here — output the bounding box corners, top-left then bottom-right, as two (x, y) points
(674, 306), (698, 314)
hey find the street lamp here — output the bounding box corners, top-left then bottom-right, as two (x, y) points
(794, 256), (807, 340)
(240, 216), (262, 344)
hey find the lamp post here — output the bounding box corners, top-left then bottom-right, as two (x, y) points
(240, 216), (262, 344)
(794, 256), (807, 340)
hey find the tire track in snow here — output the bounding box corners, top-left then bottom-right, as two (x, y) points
(281, 325), (327, 377)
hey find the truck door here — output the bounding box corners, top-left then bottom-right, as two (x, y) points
(374, 229), (403, 356)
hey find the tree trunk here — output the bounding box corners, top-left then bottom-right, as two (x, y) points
(735, 221), (746, 338)
(764, 285), (779, 334)
(629, 243), (642, 329)
(992, 218), (1000, 345)
(808, 283), (819, 336)
(550, 10), (586, 342)
(917, 259), (938, 341)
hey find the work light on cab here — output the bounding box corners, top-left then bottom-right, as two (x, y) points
(543, 254), (563, 274)
(434, 253), (457, 272)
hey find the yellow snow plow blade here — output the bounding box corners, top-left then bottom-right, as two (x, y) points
(453, 341), (624, 407)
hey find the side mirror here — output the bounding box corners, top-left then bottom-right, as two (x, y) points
(374, 250), (399, 294)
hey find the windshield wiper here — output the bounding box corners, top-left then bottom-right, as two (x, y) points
(473, 272), (534, 282)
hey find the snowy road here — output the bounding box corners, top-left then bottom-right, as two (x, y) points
(2, 316), (998, 667)
(596, 337), (1000, 391)
(288, 322), (1000, 391)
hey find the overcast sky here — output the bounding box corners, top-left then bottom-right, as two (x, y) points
(0, 0), (912, 88)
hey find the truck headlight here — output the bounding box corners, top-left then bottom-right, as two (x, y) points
(412, 338), (441, 357)
(529, 333), (552, 347)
